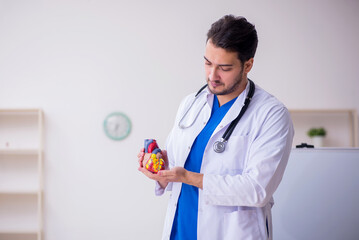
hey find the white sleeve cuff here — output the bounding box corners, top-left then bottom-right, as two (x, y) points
(155, 181), (173, 196)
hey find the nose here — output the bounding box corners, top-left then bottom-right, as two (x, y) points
(209, 66), (220, 81)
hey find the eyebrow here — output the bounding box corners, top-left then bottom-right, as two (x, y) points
(204, 56), (233, 67)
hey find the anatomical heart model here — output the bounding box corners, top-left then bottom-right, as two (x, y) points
(144, 139), (165, 174)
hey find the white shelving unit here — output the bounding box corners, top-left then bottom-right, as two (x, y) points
(289, 109), (358, 148)
(0, 109), (43, 240)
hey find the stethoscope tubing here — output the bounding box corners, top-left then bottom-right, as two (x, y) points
(179, 79), (255, 153)
(221, 79), (255, 142)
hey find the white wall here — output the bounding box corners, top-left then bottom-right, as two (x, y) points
(0, 0), (358, 239)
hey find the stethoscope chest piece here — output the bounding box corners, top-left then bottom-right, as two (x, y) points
(213, 139), (226, 153)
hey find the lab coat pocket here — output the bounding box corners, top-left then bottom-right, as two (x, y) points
(220, 135), (249, 175)
(223, 209), (261, 240)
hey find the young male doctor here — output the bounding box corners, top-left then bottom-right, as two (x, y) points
(138, 15), (294, 240)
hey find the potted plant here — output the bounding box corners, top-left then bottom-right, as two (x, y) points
(307, 127), (327, 147)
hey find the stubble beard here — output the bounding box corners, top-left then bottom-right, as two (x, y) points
(208, 68), (245, 96)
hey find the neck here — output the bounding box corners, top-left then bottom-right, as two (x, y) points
(217, 78), (248, 107)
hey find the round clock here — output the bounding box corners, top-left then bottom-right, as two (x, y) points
(103, 112), (131, 141)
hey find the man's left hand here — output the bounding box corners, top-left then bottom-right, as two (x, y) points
(139, 166), (203, 189)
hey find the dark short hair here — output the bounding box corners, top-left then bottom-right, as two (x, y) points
(207, 15), (258, 63)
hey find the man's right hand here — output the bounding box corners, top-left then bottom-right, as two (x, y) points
(137, 147), (151, 168)
(137, 148), (169, 189)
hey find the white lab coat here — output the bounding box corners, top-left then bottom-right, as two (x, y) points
(156, 82), (294, 240)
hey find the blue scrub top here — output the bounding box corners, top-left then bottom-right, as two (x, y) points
(170, 95), (237, 240)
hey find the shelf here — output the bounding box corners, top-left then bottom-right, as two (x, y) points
(0, 154), (38, 191)
(0, 230), (37, 234)
(0, 112), (41, 149)
(290, 109), (356, 113)
(0, 109), (41, 113)
(289, 109), (358, 148)
(0, 190), (38, 195)
(0, 149), (39, 156)
(0, 233), (38, 240)
(0, 108), (43, 240)
(0, 195), (38, 231)
(292, 147), (359, 151)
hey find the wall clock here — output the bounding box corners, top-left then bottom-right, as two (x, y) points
(103, 112), (131, 141)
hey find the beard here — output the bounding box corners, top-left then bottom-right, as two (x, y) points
(207, 68), (245, 96)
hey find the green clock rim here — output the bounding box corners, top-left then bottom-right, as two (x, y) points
(103, 112), (132, 141)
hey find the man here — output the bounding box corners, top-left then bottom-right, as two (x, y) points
(138, 15), (294, 240)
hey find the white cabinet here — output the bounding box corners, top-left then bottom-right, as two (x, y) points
(0, 109), (43, 240)
(289, 109), (358, 148)
(273, 148), (359, 240)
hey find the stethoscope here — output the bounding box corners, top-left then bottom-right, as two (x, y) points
(178, 79), (255, 153)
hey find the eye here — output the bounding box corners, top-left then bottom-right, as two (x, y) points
(205, 61), (211, 66)
(220, 67), (232, 72)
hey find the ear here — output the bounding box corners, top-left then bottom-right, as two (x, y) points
(244, 58), (254, 74)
